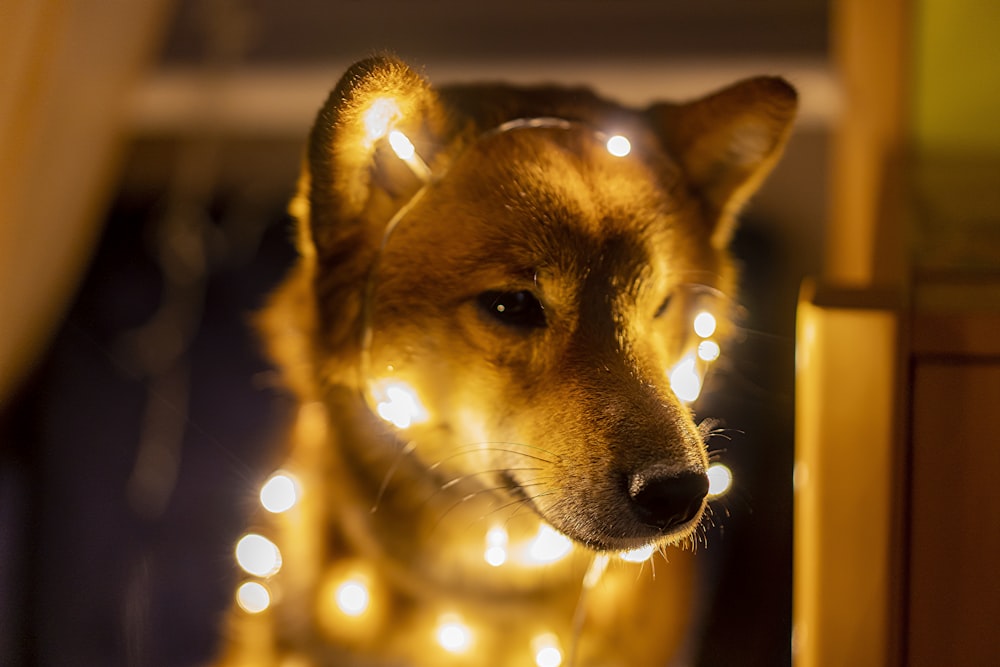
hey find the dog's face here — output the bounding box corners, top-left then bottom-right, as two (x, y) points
(366, 128), (728, 551)
(272, 57), (796, 553)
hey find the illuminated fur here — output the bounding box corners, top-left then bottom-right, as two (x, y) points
(217, 56), (796, 666)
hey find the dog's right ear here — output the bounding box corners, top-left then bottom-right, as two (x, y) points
(298, 55), (450, 261)
(277, 57), (453, 382)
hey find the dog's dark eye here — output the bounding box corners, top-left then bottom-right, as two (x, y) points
(477, 290), (546, 329)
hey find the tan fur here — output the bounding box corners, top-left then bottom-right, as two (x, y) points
(217, 56), (796, 667)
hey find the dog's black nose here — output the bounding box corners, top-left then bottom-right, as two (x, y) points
(627, 465), (709, 531)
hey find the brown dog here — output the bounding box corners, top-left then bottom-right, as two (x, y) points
(216, 56), (796, 667)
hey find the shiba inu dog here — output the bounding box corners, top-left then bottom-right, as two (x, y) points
(216, 56), (796, 667)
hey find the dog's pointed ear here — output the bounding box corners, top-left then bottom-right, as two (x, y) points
(647, 77), (797, 247)
(282, 57), (453, 378)
(301, 56), (449, 258)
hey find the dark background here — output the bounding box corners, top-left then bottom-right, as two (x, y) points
(1, 1), (831, 665)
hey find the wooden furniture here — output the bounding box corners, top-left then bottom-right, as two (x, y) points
(795, 163), (1000, 665)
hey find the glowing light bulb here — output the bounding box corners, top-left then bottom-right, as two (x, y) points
(236, 581), (270, 614)
(235, 533), (282, 577)
(436, 615), (472, 653)
(619, 543), (656, 563)
(315, 561), (386, 641)
(693, 311), (717, 338)
(260, 471), (300, 513)
(707, 463), (733, 497)
(374, 381), (427, 429)
(386, 129), (432, 180)
(526, 523), (573, 564)
(669, 353), (702, 403)
(532, 633), (564, 667)
(335, 578), (370, 617)
(388, 130), (416, 160)
(606, 134), (631, 157)
(697, 339), (721, 362)
(363, 97), (401, 144)
(484, 525), (509, 567)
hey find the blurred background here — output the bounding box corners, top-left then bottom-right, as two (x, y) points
(1, 1), (997, 666)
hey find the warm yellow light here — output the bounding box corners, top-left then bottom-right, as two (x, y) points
(315, 561), (385, 641)
(525, 523), (574, 564)
(374, 381), (427, 429)
(363, 97), (401, 144)
(388, 130), (416, 160)
(532, 633), (564, 667)
(485, 546), (507, 567)
(583, 553), (611, 589)
(386, 129), (432, 181)
(435, 615), (472, 653)
(236, 581), (271, 614)
(707, 463), (733, 497)
(669, 353), (702, 403)
(335, 579), (370, 617)
(260, 471), (300, 513)
(619, 543), (656, 563)
(693, 311), (718, 338)
(235, 533), (282, 577)
(697, 339), (721, 362)
(606, 134), (631, 157)
(484, 525), (509, 567)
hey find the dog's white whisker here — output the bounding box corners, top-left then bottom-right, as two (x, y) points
(371, 439), (418, 514)
(469, 442), (563, 464)
(427, 443), (560, 470)
(438, 466), (543, 492)
(483, 491), (557, 524)
(430, 483), (542, 535)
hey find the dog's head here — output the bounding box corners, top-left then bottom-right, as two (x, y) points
(269, 56), (796, 552)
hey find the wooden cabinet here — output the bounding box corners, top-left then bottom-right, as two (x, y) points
(906, 280), (1000, 666)
(795, 216), (1000, 667)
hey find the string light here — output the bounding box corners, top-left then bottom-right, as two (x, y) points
(236, 581), (271, 614)
(707, 463), (733, 497)
(372, 380), (428, 429)
(531, 633), (564, 667)
(235, 533), (282, 577)
(484, 525), (509, 567)
(388, 130), (416, 160)
(435, 614), (473, 653)
(388, 130), (432, 181)
(619, 543), (656, 563)
(314, 560), (388, 642)
(363, 97), (402, 145)
(525, 523), (574, 564)
(260, 471), (300, 513)
(693, 311), (718, 338)
(605, 134), (631, 157)
(361, 96), (431, 181)
(669, 352), (702, 403)
(697, 339), (721, 362)
(335, 578), (371, 616)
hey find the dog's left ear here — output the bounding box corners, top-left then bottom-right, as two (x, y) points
(647, 77), (798, 247)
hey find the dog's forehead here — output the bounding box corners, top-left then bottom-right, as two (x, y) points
(473, 128), (675, 224)
(426, 127), (705, 279)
